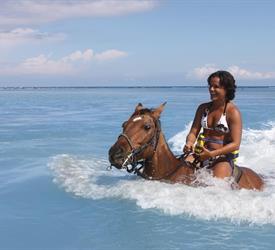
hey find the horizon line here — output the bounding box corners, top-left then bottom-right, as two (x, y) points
(0, 85), (274, 89)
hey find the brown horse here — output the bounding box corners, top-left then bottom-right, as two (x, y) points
(108, 103), (264, 190)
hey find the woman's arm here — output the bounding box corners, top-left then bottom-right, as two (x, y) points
(183, 104), (205, 153)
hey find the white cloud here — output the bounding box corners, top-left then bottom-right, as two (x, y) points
(227, 65), (275, 80)
(20, 54), (74, 74)
(0, 48), (128, 75)
(189, 64), (275, 80)
(62, 49), (94, 62)
(0, 54), (74, 75)
(188, 64), (219, 79)
(0, 0), (157, 27)
(0, 28), (65, 48)
(94, 49), (128, 61)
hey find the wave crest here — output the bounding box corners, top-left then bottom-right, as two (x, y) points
(49, 123), (275, 225)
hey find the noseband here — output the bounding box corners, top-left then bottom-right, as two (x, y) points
(117, 118), (161, 173)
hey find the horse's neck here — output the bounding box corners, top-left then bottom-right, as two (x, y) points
(143, 132), (182, 179)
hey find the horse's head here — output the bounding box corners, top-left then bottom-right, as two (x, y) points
(108, 103), (166, 170)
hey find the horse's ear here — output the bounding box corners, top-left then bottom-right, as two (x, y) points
(152, 102), (166, 119)
(135, 103), (143, 112)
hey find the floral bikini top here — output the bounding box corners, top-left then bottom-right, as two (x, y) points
(201, 103), (230, 134)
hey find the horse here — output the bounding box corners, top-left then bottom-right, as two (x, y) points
(108, 103), (264, 190)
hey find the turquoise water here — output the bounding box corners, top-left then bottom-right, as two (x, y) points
(1, 87), (275, 249)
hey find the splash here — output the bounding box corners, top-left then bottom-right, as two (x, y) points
(49, 123), (275, 225)
(169, 122), (275, 175)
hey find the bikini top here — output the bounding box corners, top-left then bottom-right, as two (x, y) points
(201, 103), (230, 134)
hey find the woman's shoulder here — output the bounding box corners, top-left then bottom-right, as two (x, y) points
(227, 101), (239, 111)
(194, 102), (211, 118)
(198, 102), (211, 110)
(226, 102), (241, 118)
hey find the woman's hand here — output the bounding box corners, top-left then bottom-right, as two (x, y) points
(197, 146), (213, 161)
(183, 143), (193, 154)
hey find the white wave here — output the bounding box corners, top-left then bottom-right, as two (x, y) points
(49, 123), (275, 225)
(169, 121), (275, 175)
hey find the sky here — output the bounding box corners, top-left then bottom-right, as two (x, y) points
(0, 0), (275, 86)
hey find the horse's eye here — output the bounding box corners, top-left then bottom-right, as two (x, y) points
(144, 124), (151, 130)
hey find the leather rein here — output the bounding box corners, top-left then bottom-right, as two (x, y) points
(117, 117), (161, 175)
(109, 114), (187, 181)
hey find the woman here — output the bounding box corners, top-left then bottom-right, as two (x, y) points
(184, 70), (241, 179)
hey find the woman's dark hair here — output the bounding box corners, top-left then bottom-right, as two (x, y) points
(207, 70), (237, 101)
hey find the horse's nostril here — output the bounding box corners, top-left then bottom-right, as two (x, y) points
(109, 145), (124, 162)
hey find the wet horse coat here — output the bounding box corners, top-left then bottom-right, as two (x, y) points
(109, 103), (264, 190)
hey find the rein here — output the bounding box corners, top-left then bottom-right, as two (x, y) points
(108, 111), (192, 181)
(117, 118), (161, 173)
(115, 117), (189, 181)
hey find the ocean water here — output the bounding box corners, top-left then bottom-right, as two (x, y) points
(1, 86), (275, 250)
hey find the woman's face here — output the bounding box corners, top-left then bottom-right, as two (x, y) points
(208, 76), (227, 102)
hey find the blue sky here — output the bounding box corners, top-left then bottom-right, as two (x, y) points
(0, 0), (275, 86)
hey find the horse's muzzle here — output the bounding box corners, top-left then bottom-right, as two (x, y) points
(108, 145), (126, 169)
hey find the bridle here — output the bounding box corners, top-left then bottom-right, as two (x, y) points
(108, 112), (190, 181)
(111, 115), (161, 174)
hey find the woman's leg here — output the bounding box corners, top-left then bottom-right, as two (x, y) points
(211, 159), (232, 179)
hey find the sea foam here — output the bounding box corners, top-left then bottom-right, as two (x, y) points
(49, 123), (275, 225)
